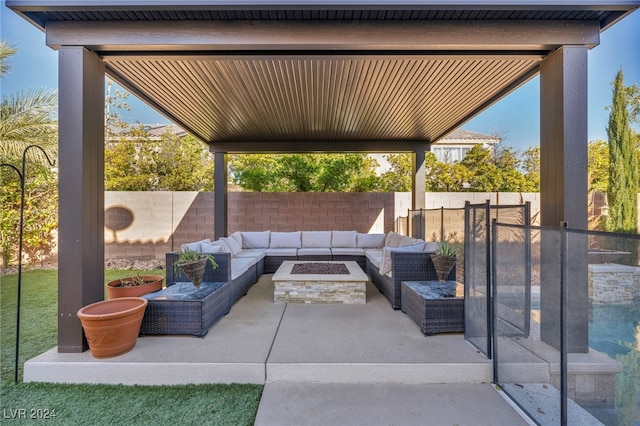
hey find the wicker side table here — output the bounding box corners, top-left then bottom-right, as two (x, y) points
(400, 281), (464, 336)
(140, 282), (230, 337)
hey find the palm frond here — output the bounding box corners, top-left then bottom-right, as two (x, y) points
(0, 40), (18, 77)
(0, 88), (58, 164)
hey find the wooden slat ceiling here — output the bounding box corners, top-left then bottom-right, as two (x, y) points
(105, 55), (541, 145)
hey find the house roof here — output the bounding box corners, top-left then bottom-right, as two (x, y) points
(438, 129), (501, 145)
(8, 1), (638, 153)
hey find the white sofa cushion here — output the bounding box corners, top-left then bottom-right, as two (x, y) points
(331, 231), (357, 248)
(265, 248), (299, 257)
(233, 249), (266, 261)
(357, 233), (386, 248)
(331, 247), (365, 256)
(220, 237), (243, 256)
(241, 231), (271, 249)
(180, 239), (211, 253)
(270, 231), (302, 248)
(298, 248), (332, 256)
(379, 242), (425, 276)
(365, 250), (382, 268)
(302, 231), (332, 248)
(231, 257), (256, 280)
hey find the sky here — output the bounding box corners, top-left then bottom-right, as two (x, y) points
(1, 2), (638, 152)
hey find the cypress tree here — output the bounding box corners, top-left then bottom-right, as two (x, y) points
(606, 69), (638, 234)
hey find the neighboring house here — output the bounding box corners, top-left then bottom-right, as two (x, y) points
(144, 124), (188, 140)
(370, 128), (500, 173)
(106, 123), (188, 143)
(431, 129), (500, 163)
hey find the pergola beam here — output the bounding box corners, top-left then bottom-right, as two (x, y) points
(209, 141), (435, 153)
(45, 20), (600, 52)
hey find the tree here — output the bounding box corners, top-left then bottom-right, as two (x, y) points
(1, 40), (58, 266)
(426, 154), (469, 192)
(605, 70), (637, 234)
(0, 164), (58, 266)
(0, 40), (17, 77)
(104, 130), (215, 191)
(493, 148), (533, 191)
(378, 153), (411, 192)
(459, 145), (503, 191)
(229, 153), (379, 192)
(0, 40), (57, 164)
(588, 140), (609, 192)
(625, 83), (639, 127)
(105, 79), (131, 141)
(521, 146), (540, 191)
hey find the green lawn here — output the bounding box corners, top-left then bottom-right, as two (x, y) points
(0, 269), (262, 425)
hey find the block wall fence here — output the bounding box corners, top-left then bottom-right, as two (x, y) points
(104, 191), (542, 260)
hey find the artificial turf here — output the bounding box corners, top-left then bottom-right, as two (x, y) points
(0, 269), (262, 425)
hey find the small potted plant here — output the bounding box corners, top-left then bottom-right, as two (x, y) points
(430, 241), (457, 282)
(175, 250), (218, 289)
(106, 273), (164, 299)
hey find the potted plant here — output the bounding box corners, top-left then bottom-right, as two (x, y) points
(175, 250), (218, 289)
(106, 273), (164, 299)
(77, 297), (148, 358)
(430, 241), (457, 282)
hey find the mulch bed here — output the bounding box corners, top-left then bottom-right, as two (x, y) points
(291, 262), (349, 275)
(1, 258), (165, 277)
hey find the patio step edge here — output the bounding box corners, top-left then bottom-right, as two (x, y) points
(266, 363), (493, 384)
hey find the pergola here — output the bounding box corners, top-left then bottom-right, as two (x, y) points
(8, 1), (638, 353)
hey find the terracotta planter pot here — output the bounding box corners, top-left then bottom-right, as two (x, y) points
(106, 275), (163, 299)
(77, 297), (148, 358)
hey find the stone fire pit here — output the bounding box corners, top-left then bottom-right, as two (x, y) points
(273, 261), (368, 304)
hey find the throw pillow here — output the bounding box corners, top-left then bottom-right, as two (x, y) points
(220, 237), (243, 256)
(200, 242), (227, 253)
(180, 238), (211, 253)
(229, 231), (243, 248)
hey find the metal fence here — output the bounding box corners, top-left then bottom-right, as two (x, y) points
(464, 201), (530, 358)
(406, 207), (466, 242)
(492, 223), (640, 425)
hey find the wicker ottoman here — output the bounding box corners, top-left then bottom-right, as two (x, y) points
(401, 281), (464, 336)
(140, 282), (230, 337)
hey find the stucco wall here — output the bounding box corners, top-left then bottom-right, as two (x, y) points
(104, 191), (542, 260)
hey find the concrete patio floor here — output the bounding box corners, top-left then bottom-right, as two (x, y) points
(25, 274), (532, 424)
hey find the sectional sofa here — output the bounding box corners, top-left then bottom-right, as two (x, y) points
(166, 230), (456, 310)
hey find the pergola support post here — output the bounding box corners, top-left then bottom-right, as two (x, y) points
(539, 45), (589, 353)
(57, 47), (105, 353)
(213, 151), (228, 240)
(411, 147), (427, 239)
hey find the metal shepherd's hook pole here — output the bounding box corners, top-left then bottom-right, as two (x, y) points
(1, 144), (56, 384)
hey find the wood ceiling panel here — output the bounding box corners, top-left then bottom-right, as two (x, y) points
(106, 56), (541, 146)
